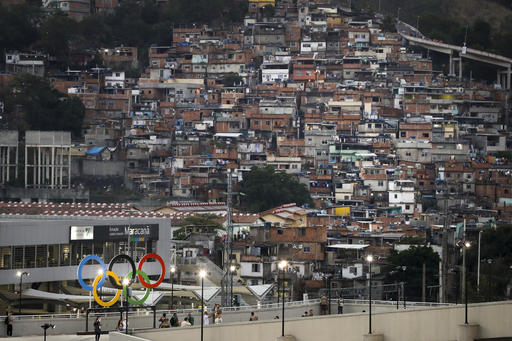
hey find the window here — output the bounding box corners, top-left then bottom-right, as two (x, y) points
(252, 263), (260, 272)
(405, 205), (410, 210)
(378, 181), (384, 186)
(266, 121), (270, 126)
(394, 194), (398, 199)
(277, 229), (283, 235)
(422, 133), (430, 138)
(298, 228), (306, 236)
(401, 132), (406, 137)
(303, 246), (311, 253)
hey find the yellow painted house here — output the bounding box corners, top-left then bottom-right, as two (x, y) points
(249, 0), (275, 7)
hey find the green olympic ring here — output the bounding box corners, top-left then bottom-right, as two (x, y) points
(123, 270), (151, 306)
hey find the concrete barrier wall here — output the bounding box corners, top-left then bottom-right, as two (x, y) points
(134, 301), (512, 341)
(0, 301), (441, 338)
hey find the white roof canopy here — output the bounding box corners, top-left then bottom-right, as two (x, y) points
(327, 244), (369, 250)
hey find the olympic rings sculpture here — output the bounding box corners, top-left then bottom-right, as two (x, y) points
(77, 253), (166, 307)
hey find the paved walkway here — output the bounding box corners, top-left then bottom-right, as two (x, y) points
(1, 335), (109, 340)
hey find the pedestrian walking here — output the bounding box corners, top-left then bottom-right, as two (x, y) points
(338, 296), (344, 314)
(93, 317), (101, 341)
(5, 312), (13, 337)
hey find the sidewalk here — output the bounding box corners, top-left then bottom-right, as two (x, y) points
(1, 335), (109, 341)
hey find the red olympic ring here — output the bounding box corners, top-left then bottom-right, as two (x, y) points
(137, 253), (166, 289)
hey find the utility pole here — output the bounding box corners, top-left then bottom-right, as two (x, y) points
(441, 195), (449, 303)
(223, 169), (234, 306)
(422, 262), (426, 302)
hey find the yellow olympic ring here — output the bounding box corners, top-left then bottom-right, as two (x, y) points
(93, 270), (122, 307)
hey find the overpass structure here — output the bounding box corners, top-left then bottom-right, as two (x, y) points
(397, 20), (512, 89)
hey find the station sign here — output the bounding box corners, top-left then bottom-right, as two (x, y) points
(70, 224), (159, 242)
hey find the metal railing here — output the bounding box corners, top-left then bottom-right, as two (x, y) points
(0, 297), (454, 322)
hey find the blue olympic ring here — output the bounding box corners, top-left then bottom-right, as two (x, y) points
(77, 255), (107, 292)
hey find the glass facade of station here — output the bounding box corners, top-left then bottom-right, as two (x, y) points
(0, 240), (156, 270)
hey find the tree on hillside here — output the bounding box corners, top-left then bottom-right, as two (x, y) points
(3, 73), (85, 137)
(384, 246), (441, 302)
(466, 224), (512, 301)
(239, 166), (313, 213)
(0, 4), (41, 60)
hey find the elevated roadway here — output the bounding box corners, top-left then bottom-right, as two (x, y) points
(397, 20), (512, 89)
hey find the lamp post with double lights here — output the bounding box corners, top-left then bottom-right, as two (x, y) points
(230, 265), (236, 307)
(41, 323), (55, 341)
(278, 260), (288, 337)
(122, 277), (130, 335)
(16, 271), (29, 314)
(462, 241), (471, 324)
(170, 265), (176, 309)
(199, 269), (206, 341)
(366, 255), (373, 335)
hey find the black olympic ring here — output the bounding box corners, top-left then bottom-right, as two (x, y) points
(108, 254), (137, 289)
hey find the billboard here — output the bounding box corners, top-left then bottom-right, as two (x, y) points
(70, 224), (159, 242)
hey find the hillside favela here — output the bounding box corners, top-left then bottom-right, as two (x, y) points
(0, 0), (511, 340)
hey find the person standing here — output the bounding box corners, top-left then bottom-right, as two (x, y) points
(93, 317), (101, 341)
(170, 312), (179, 327)
(320, 294), (328, 315)
(203, 311), (210, 326)
(338, 296), (344, 314)
(5, 312), (13, 337)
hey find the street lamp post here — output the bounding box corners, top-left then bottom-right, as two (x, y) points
(199, 269), (206, 341)
(487, 258), (493, 302)
(122, 278), (130, 335)
(366, 255), (374, 335)
(170, 266), (176, 310)
(278, 260), (288, 337)
(463, 241), (471, 324)
(230, 265), (236, 307)
(16, 271), (29, 314)
(462, 241), (471, 324)
(41, 323), (55, 341)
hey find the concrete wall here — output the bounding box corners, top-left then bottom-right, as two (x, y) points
(0, 301), (326, 337)
(0, 301), (464, 338)
(134, 302), (512, 341)
(73, 159), (126, 177)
